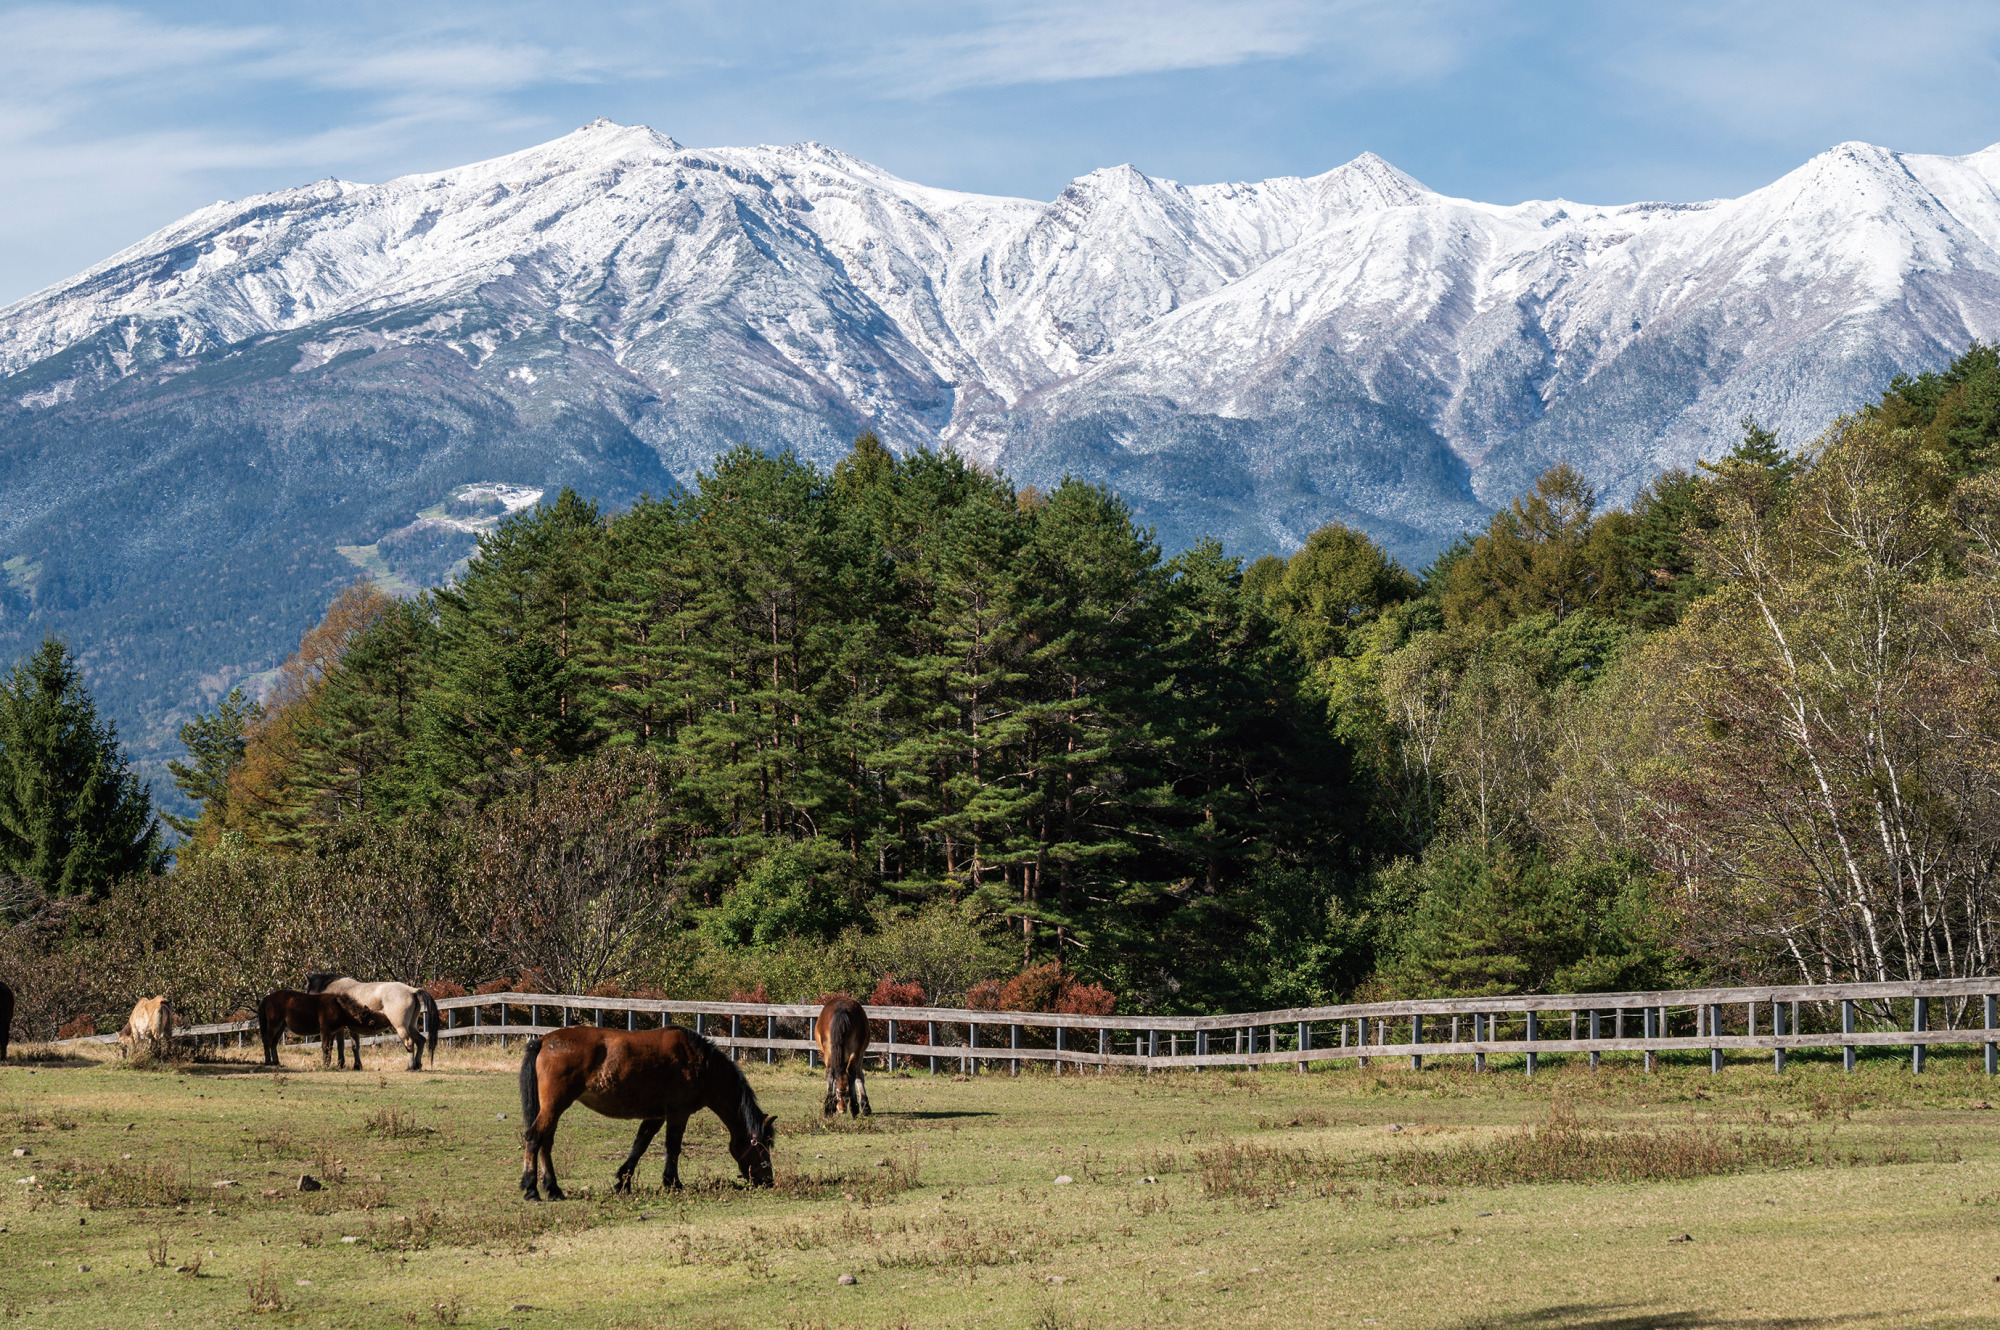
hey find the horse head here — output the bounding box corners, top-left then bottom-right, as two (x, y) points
(733, 1112), (777, 1188)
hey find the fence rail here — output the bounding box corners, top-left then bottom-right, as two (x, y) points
(55, 977), (2000, 1076)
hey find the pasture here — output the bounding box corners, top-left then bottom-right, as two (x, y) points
(0, 1042), (1997, 1329)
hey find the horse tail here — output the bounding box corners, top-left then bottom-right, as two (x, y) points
(518, 1037), (543, 1141)
(255, 994), (268, 1058)
(829, 1001), (860, 1078)
(419, 989), (441, 1065)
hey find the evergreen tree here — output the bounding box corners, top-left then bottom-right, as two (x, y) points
(1441, 464), (1636, 629)
(0, 638), (164, 894)
(166, 687), (262, 838)
(1876, 341), (2000, 477)
(1264, 521), (1417, 662)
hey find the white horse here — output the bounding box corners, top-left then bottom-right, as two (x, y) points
(303, 974), (441, 1071)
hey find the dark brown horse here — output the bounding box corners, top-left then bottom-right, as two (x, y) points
(257, 990), (393, 1069)
(518, 1026), (776, 1201)
(814, 995), (872, 1118)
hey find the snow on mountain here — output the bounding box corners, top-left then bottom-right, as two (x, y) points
(4, 121), (2000, 766)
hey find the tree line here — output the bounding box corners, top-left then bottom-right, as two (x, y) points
(3, 342), (1997, 1036)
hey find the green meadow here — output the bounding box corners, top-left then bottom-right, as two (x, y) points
(2, 1043), (1997, 1329)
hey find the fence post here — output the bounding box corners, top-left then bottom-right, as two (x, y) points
(927, 1020), (937, 1074)
(1195, 1028), (1206, 1071)
(886, 1018), (897, 1073)
(1013, 1023), (1023, 1077)
(1473, 1013), (1485, 1074)
(1097, 1026), (1108, 1074)
(730, 1014), (741, 1062)
(1297, 1021), (1309, 1074)
(1589, 1010), (1601, 1072)
(1411, 1014), (1423, 1072)
(1525, 1010), (1538, 1077)
(1986, 995), (1996, 1077)
(966, 1022), (977, 1076)
(1773, 1001), (1786, 1073)
(1711, 1004), (1723, 1075)
(1055, 1024), (1065, 1075)
(1146, 1028), (1157, 1072)
(767, 1014), (777, 1067)
(1643, 1008), (1657, 1074)
(1914, 997), (1928, 1075)
(1842, 999), (1856, 1073)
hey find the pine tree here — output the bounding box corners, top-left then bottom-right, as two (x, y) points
(0, 637), (164, 894)
(166, 687), (263, 839)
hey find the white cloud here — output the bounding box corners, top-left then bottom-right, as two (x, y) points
(854, 0), (1459, 97)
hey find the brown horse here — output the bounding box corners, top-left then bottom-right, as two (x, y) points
(518, 1026), (776, 1201)
(814, 995), (872, 1118)
(257, 990), (393, 1069)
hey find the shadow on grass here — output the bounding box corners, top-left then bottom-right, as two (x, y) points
(1451, 1305), (1905, 1330)
(894, 1110), (997, 1121)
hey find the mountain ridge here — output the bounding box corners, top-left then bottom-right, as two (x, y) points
(3, 121), (1999, 798)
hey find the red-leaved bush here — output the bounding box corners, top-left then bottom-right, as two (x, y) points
(728, 983), (770, 1004)
(867, 975), (927, 1007)
(425, 980), (468, 1000)
(866, 974), (929, 1042)
(963, 963), (1115, 1016)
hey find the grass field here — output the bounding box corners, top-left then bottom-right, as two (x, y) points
(2, 1038), (1998, 1329)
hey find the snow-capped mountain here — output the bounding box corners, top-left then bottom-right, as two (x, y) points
(3, 120), (1999, 770)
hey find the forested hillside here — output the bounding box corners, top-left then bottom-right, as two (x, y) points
(4, 344), (1998, 1037)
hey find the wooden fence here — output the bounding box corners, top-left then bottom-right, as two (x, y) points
(61, 976), (2000, 1076)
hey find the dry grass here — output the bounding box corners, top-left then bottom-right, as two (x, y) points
(1, 1048), (1997, 1327)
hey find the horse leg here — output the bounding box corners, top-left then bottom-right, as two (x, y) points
(404, 1018), (421, 1072)
(852, 1052), (871, 1117)
(526, 1084), (576, 1202)
(338, 1030), (349, 1070)
(662, 1113), (690, 1191)
(350, 1029), (364, 1072)
(822, 1055), (842, 1117)
(615, 1119), (665, 1194)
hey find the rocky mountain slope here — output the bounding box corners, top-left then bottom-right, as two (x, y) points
(4, 120), (1999, 789)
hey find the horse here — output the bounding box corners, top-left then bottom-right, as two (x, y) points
(117, 995), (174, 1058)
(303, 974), (441, 1071)
(258, 990), (393, 1069)
(814, 995), (872, 1118)
(0, 980), (12, 1060)
(517, 1026), (777, 1202)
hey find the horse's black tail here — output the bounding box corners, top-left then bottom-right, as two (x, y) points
(518, 1037), (543, 1141)
(420, 989), (441, 1065)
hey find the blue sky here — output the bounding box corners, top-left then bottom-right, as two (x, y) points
(3, 0), (1999, 304)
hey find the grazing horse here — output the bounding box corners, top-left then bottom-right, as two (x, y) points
(258, 990), (393, 1069)
(815, 995), (872, 1118)
(303, 974), (441, 1071)
(0, 980), (12, 1060)
(117, 995), (174, 1057)
(517, 1026), (777, 1202)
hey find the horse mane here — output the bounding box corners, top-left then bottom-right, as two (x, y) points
(303, 972), (344, 994)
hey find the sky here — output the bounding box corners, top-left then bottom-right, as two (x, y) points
(2, 0), (1999, 304)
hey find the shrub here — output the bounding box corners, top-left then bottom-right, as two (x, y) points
(966, 963), (1116, 1016)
